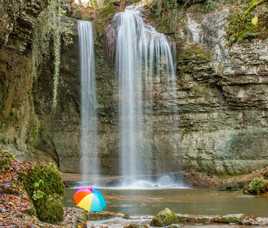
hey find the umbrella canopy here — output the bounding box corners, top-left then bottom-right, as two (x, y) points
(73, 186), (106, 212)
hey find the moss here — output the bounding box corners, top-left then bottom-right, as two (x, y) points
(226, 0), (268, 44)
(151, 208), (177, 227)
(22, 163), (64, 198)
(244, 177), (268, 195)
(27, 116), (40, 146)
(0, 149), (15, 172)
(211, 214), (244, 224)
(35, 194), (64, 223)
(32, 0), (66, 111)
(20, 163), (64, 223)
(178, 44), (212, 62)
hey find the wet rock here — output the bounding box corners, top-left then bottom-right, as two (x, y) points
(151, 208), (177, 227)
(167, 225), (182, 228)
(88, 211), (128, 221)
(124, 224), (150, 228)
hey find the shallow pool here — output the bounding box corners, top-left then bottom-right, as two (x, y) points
(65, 188), (268, 217)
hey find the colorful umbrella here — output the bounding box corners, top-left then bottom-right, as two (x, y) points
(73, 186), (106, 212)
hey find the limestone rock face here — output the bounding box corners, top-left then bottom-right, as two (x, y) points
(1, 1), (268, 176)
(0, 0), (49, 160)
(0, 0), (48, 53)
(174, 8), (268, 175)
(34, 4), (268, 175)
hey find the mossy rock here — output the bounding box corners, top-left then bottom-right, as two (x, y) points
(35, 194), (64, 223)
(244, 177), (268, 195)
(178, 44), (212, 62)
(0, 149), (15, 172)
(217, 214), (242, 224)
(21, 163), (64, 197)
(151, 208), (178, 227)
(20, 163), (64, 223)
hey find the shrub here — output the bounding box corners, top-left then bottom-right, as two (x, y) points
(227, 0), (268, 44)
(0, 149), (14, 172)
(245, 177), (267, 195)
(227, 10), (257, 44)
(21, 163), (64, 223)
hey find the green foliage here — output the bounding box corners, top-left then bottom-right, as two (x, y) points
(227, 10), (257, 44)
(21, 163), (64, 223)
(227, 0), (268, 44)
(150, 0), (178, 34)
(203, 0), (217, 12)
(0, 149), (14, 172)
(245, 177), (267, 195)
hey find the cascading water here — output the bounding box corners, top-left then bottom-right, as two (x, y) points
(113, 8), (179, 187)
(78, 20), (99, 183)
(115, 9), (145, 182)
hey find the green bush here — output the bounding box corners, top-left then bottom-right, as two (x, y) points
(21, 163), (64, 223)
(245, 177), (267, 195)
(227, 0), (268, 44)
(0, 149), (14, 172)
(227, 10), (257, 44)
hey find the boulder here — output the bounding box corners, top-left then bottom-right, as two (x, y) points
(151, 208), (177, 227)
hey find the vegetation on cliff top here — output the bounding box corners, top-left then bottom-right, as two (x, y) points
(227, 0), (268, 44)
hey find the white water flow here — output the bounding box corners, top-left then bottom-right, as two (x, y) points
(78, 21), (99, 183)
(114, 8), (178, 186)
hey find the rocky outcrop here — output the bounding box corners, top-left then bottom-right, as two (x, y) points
(174, 6), (268, 175)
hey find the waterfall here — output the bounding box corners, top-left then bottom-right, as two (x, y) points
(78, 20), (99, 183)
(115, 9), (144, 182)
(113, 8), (177, 185)
(186, 15), (202, 43)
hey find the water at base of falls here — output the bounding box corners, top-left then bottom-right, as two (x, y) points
(113, 7), (179, 186)
(78, 20), (99, 184)
(106, 175), (189, 190)
(73, 173), (189, 190)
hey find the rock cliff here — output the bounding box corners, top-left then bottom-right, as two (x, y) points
(1, 0), (268, 176)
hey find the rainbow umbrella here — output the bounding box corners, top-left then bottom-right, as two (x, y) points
(73, 186), (106, 212)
